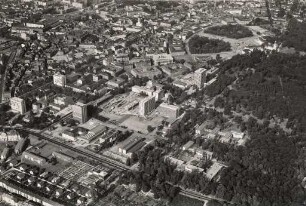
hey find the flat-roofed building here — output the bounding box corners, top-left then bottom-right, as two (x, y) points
(53, 73), (66, 87)
(182, 140), (194, 150)
(0, 130), (21, 142)
(10, 97), (26, 114)
(152, 53), (173, 66)
(22, 151), (47, 166)
(194, 68), (207, 89)
(206, 162), (224, 180)
(139, 96), (155, 116)
(14, 138), (27, 155)
(118, 136), (144, 155)
(0, 179), (64, 206)
(158, 103), (180, 119)
(72, 102), (88, 123)
(78, 124), (107, 143)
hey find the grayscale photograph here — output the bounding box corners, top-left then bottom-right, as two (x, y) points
(0, 0), (305, 205)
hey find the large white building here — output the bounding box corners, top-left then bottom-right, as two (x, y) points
(139, 96), (155, 116)
(194, 68), (207, 89)
(72, 102), (88, 123)
(10, 97), (26, 114)
(158, 103), (180, 119)
(151, 54), (173, 66)
(0, 130), (21, 142)
(53, 73), (66, 87)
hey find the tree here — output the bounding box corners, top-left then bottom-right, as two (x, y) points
(224, 104), (232, 115)
(126, 158), (131, 166)
(206, 200), (222, 206)
(147, 125), (155, 133)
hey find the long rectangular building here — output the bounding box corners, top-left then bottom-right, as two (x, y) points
(0, 179), (64, 206)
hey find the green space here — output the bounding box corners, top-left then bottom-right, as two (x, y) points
(169, 194), (204, 206)
(205, 24), (253, 39)
(280, 18), (306, 52)
(188, 36), (231, 54)
(200, 50), (306, 205)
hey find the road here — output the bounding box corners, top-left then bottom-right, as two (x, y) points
(21, 127), (130, 171)
(180, 189), (230, 204)
(0, 120), (129, 171)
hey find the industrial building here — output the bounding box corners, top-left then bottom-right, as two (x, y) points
(118, 136), (146, 157)
(78, 124), (107, 143)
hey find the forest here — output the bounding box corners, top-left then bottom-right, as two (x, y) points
(133, 49), (306, 205)
(205, 25), (253, 39)
(217, 121), (306, 206)
(120, 106), (306, 205)
(195, 50), (306, 204)
(217, 50), (306, 134)
(280, 18), (306, 51)
(188, 36), (231, 54)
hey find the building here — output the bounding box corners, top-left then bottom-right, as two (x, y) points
(232, 131), (245, 139)
(132, 86), (163, 101)
(0, 130), (21, 142)
(139, 96), (155, 116)
(32, 102), (42, 113)
(10, 97), (26, 114)
(14, 138), (27, 155)
(182, 141), (194, 150)
(118, 136), (146, 157)
(131, 81), (164, 101)
(61, 127), (86, 142)
(0, 179), (64, 206)
(151, 54), (173, 66)
(194, 68), (207, 89)
(1, 147), (10, 160)
(53, 73), (66, 87)
(158, 103), (180, 119)
(21, 151), (47, 166)
(72, 102), (88, 123)
(206, 162), (224, 180)
(78, 124), (107, 143)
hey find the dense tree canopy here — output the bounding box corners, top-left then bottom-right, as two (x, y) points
(188, 36), (231, 54)
(219, 50), (306, 133)
(281, 19), (306, 51)
(205, 25), (253, 39)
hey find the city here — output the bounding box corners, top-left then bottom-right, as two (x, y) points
(0, 0), (306, 206)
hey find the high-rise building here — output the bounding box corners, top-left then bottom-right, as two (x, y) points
(72, 102), (88, 123)
(139, 96), (155, 116)
(53, 73), (66, 87)
(10, 97), (26, 114)
(194, 68), (207, 89)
